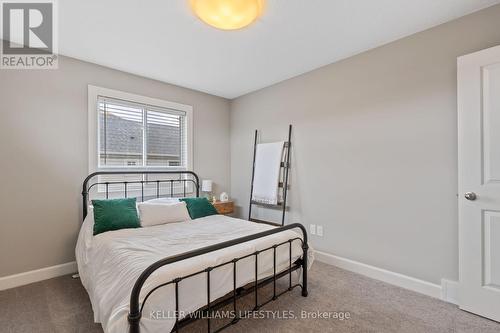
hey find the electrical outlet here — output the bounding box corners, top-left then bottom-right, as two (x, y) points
(309, 224), (316, 235)
(317, 225), (323, 237)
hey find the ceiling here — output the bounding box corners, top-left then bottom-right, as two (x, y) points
(55, 0), (500, 99)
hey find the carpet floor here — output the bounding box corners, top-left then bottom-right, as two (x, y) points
(1, 262), (499, 333)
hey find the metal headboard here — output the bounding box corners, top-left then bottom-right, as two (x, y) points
(82, 171), (200, 220)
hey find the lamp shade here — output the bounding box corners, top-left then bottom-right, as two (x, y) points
(201, 180), (213, 192)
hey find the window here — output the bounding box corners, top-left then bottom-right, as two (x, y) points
(98, 97), (187, 169)
(88, 86), (193, 172)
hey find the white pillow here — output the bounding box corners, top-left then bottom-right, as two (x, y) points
(145, 197), (180, 204)
(138, 202), (190, 227)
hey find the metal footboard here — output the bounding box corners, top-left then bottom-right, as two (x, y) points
(128, 223), (309, 333)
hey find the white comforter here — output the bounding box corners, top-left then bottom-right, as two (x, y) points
(76, 213), (313, 333)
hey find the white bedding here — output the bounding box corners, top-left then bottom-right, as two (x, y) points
(76, 213), (313, 333)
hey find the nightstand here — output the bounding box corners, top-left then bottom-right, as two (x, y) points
(212, 200), (234, 215)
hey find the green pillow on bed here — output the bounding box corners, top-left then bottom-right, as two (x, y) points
(92, 198), (140, 235)
(180, 197), (218, 219)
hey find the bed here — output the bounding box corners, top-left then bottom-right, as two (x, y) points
(77, 171), (312, 333)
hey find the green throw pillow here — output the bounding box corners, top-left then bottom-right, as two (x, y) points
(180, 197), (218, 219)
(92, 198), (140, 235)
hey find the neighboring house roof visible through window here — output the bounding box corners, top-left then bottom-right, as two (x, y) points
(99, 112), (181, 157)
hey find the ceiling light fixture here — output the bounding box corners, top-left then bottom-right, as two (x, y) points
(190, 0), (265, 30)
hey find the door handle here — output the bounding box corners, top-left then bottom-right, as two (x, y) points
(464, 192), (477, 201)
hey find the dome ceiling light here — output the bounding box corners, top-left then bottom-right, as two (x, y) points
(190, 0), (265, 30)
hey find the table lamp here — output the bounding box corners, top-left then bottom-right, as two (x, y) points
(201, 180), (213, 201)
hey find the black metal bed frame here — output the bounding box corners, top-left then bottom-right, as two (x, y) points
(82, 171), (309, 333)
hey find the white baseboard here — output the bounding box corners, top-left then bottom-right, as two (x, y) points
(315, 250), (459, 302)
(0, 261), (77, 291)
(441, 279), (459, 305)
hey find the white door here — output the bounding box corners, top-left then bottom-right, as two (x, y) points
(458, 45), (500, 322)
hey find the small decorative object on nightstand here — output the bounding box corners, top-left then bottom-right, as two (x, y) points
(213, 200), (234, 215)
(220, 192), (229, 202)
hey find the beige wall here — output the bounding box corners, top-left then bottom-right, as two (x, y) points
(0, 56), (230, 277)
(230, 5), (500, 284)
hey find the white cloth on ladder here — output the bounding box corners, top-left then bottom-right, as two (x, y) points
(252, 141), (285, 205)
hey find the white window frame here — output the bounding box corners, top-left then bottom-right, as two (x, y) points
(88, 85), (193, 174)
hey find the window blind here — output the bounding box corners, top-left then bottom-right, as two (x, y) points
(97, 96), (188, 169)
